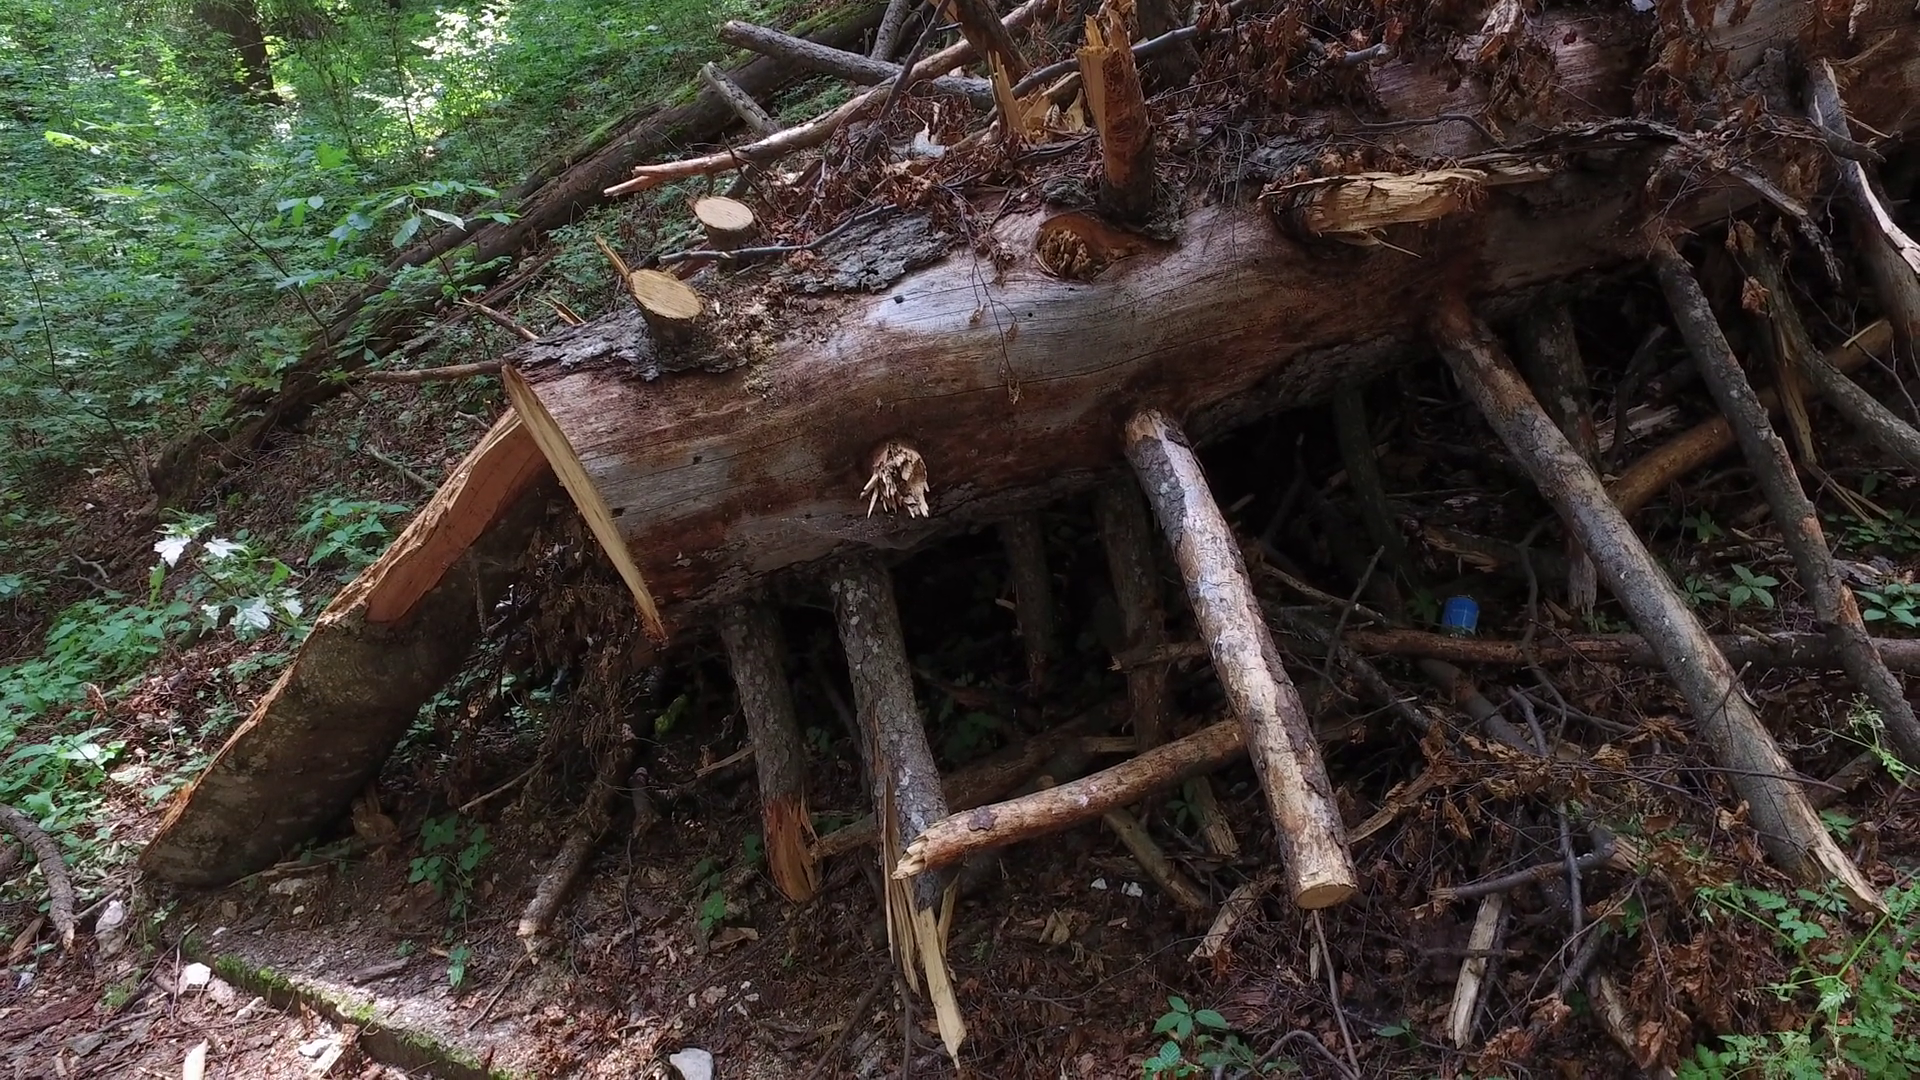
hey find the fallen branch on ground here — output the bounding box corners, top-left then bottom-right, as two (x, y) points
(0, 803), (75, 948)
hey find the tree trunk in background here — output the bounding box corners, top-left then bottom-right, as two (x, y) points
(193, 0), (280, 102)
(146, 0), (888, 507)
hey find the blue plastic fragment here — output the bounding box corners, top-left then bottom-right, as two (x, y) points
(1440, 595), (1479, 635)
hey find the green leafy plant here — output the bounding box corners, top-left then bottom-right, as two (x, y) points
(1682, 510), (1725, 543)
(407, 813), (491, 922)
(1844, 697), (1912, 786)
(1681, 574), (1722, 609)
(152, 519), (307, 640)
(1143, 996), (1267, 1077)
(1683, 880), (1920, 1077)
(295, 496), (410, 575)
(446, 942), (473, 990)
(1726, 564), (1778, 611)
(1858, 583), (1920, 630)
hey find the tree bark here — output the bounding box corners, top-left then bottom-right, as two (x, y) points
(141, 415), (554, 885)
(1124, 410), (1356, 909)
(718, 602), (819, 903)
(896, 720), (1243, 877)
(1653, 238), (1920, 770)
(1431, 296), (1882, 914)
(1095, 480), (1172, 750)
(193, 0), (279, 102)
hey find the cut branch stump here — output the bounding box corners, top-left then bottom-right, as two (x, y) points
(1431, 295), (1882, 914)
(693, 196), (761, 253)
(1123, 409), (1357, 909)
(1078, 3), (1157, 221)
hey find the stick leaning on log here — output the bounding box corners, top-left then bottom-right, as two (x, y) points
(1430, 294), (1883, 915)
(1652, 236), (1920, 771)
(1123, 409), (1357, 909)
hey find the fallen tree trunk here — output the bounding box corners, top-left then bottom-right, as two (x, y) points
(140, 2), (1920, 886)
(1338, 626), (1920, 674)
(145, 0), (888, 505)
(507, 5), (1920, 634)
(141, 415), (553, 885)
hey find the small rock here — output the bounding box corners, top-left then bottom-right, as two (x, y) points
(668, 1047), (714, 1080)
(1121, 882), (1145, 898)
(94, 899), (128, 958)
(296, 1036), (337, 1059)
(66, 1032), (105, 1058)
(1090, 878), (1108, 891)
(177, 962), (212, 994)
(208, 977), (237, 1007)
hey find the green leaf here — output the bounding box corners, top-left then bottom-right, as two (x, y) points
(420, 207), (465, 229)
(1193, 1009), (1229, 1031)
(1166, 996), (1188, 1013)
(392, 215), (422, 248)
(315, 143), (348, 168)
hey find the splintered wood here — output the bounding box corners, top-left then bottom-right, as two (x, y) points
(718, 602), (819, 903)
(829, 556), (964, 1060)
(1123, 409), (1358, 909)
(1078, 2), (1156, 220)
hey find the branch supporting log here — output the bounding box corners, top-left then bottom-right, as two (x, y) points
(896, 719), (1244, 876)
(1735, 232), (1920, 472)
(998, 514), (1058, 694)
(1807, 59), (1920, 363)
(828, 554), (964, 1060)
(1096, 480), (1172, 751)
(1652, 237), (1920, 771)
(1609, 320), (1893, 516)
(1513, 302), (1599, 616)
(1431, 295), (1882, 914)
(811, 702), (1126, 860)
(1079, 3), (1157, 221)
(718, 601), (820, 903)
(1123, 409), (1357, 909)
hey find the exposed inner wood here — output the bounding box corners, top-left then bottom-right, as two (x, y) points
(1078, 2), (1156, 221)
(501, 366), (665, 640)
(140, 414), (555, 885)
(718, 601), (819, 903)
(694, 196), (761, 253)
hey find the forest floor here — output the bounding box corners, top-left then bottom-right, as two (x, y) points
(10, 191), (1920, 1080)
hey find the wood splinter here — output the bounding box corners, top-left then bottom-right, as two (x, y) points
(1127, 407), (1358, 909)
(692, 196), (760, 253)
(1431, 294), (1882, 914)
(1078, 2), (1157, 221)
(829, 555), (965, 1061)
(863, 439), (931, 517)
(718, 601), (819, 903)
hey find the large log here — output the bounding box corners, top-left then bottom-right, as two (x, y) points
(141, 415), (553, 884)
(510, 4), (1920, 634)
(141, 2), (1920, 885)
